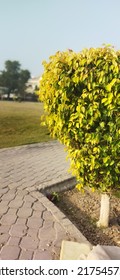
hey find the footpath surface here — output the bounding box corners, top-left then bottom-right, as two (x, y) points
(0, 140), (90, 260)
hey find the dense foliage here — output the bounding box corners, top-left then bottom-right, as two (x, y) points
(38, 46), (120, 193)
(0, 60), (31, 99)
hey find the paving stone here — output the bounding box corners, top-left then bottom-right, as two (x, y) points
(39, 226), (56, 245)
(16, 190), (28, 197)
(17, 207), (32, 218)
(0, 225), (11, 234)
(15, 218), (27, 225)
(20, 236), (38, 250)
(7, 237), (21, 246)
(0, 206), (9, 216)
(0, 200), (10, 207)
(52, 251), (60, 260)
(9, 183), (18, 189)
(3, 174), (11, 179)
(33, 249), (53, 260)
(23, 201), (33, 208)
(27, 228), (39, 239)
(13, 182), (23, 188)
(43, 211), (54, 220)
(0, 187), (9, 195)
(24, 195), (36, 203)
(8, 189), (17, 195)
(10, 224), (27, 237)
(0, 234), (10, 247)
(19, 250), (33, 260)
(7, 208), (18, 216)
(26, 186), (36, 192)
(2, 193), (16, 201)
(32, 210), (41, 217)
(43, 220), (54, 228)
(9, 199), (23, 208)
(27, 217), (43, 229)
(0, 245), (20, 260)
(23, 181), (35, 188)
(1, 214), (17, 226)
(32, 201), (46, 211)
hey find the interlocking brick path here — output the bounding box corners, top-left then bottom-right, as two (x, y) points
(0, 141), (90, 259)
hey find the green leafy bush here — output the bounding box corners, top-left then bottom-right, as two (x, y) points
(38, 46), (120, 194)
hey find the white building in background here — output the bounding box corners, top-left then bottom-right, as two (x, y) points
(0, 86), (9, 99)
(26, 76), (41, 93)
(0, 76), (42, 100)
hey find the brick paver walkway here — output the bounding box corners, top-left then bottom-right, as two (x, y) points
(0, 141), (89, 259)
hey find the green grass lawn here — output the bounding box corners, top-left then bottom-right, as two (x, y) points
(0, 101), (52, 148)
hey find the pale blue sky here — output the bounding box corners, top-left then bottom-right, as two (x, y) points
(0, 0), (120, 77)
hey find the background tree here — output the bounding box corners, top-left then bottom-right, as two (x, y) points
(18, 70), (31, 100)
(0, 60), (31, 99)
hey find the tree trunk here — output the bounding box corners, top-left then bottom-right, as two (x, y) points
(7, 90), (11, 100)
(97, 193), (110, 228)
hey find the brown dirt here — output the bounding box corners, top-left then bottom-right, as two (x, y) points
(54, 187), (120, 247)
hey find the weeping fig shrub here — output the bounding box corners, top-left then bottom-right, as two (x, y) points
(38, 46), (120, 227)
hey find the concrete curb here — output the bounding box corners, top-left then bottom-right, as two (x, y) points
(31, 190), (91, 247)
(40, 177), (77, 195)
(39, 177), (92, 247)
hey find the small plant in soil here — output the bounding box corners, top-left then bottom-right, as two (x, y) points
(47, 192), (60, 203)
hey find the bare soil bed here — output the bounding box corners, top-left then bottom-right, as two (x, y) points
(54, 187), (120, 247)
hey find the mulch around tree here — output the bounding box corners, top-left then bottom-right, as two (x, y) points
(54, 187), (120, 247)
